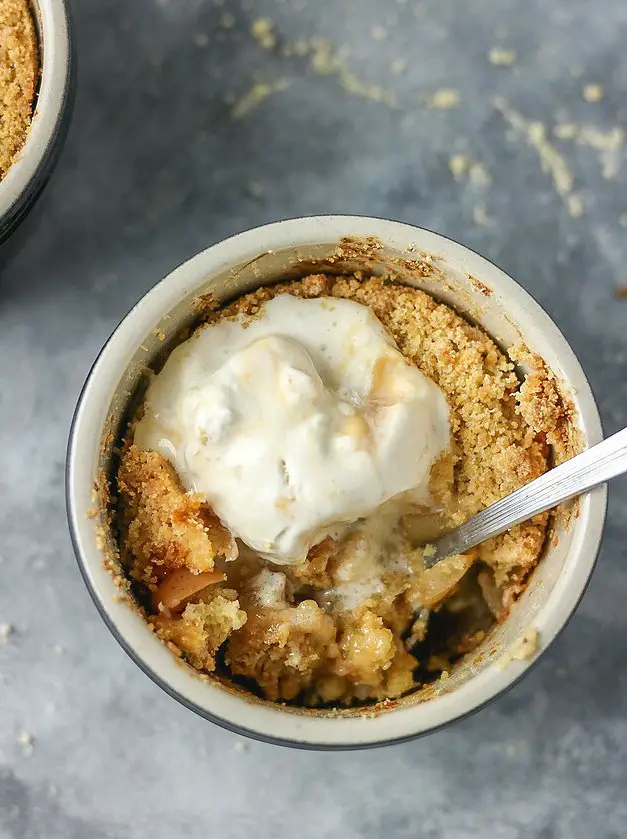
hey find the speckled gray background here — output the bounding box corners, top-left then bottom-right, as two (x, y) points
(1, 0), (627, 836)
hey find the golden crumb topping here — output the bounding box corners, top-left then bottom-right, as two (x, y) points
(0, 0), (38, 179)
(227, 600), (338, 701)
(118, 447), (236, 589)
(153, 588), (247, 671)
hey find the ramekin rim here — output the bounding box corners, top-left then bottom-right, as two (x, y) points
(66, 215), (608, 749)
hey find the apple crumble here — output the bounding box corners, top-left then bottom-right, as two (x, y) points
(0, 0), (39, 180)
(115, 273), (568, 706)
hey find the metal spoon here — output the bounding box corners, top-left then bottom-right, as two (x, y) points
(424, 425), (627, 568)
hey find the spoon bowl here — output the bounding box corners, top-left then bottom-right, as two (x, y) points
(425, 425), (627, 568)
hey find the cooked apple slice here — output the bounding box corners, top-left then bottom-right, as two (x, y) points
(414, 552), (476, 609)
(152, 568), (225, 613)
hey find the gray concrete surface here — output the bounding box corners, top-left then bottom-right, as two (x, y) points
(2, 0), (627, 836)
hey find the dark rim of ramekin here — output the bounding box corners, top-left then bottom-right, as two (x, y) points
(66, 216), (609, 750)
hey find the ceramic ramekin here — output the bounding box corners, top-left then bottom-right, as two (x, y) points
(0, 0), (74, 258)
(66, 216), (607, 750)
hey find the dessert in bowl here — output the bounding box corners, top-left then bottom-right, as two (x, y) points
(0, 0), (73, 257)
(67, 217), (606, 748)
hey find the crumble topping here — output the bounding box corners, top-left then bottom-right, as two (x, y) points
(0, 0), (39, 179)
(113, 273), (573, 706)
(118, 447), (236, 589)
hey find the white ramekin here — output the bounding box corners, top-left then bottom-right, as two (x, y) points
(66, 216), (607, 750)
(0, 0), (74, 253)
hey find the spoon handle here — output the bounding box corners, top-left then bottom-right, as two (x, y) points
(426, 425), (627, 567)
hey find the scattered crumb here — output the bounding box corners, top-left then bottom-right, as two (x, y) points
(280, 36), (397, 107)
(449, 154), (471, 178)
(391, 57), (407, 75)
(517, 627), (539, 658)
(449, 155), (491, 186)
(194, 32), (209, 47)
(506, 743), (518, 757)
(582, 83), (604, 103)
(233, 739), (249, 753)
(251, 17), (276, 50)
(0, 622), (13, 645)
(567, 194), (583, 218)
(495, 98), (576, 214)
(488, 47), (517, 66)
(619, 213), (627, 228)
(340, 70), (397, 108)
(53, 644), (65, 654)
(371, 25), (388, 41)
(17, 731), (35, 757)
(425, 88), (461, 109)
(47, 785), (58, 799)
(220, 12), (235, 29)
(615, 286), (627, 300)
(469, 162), (492, 186)
(499, 627), (539, 668)
(553, 123), (578, 141)
(306, 38), (343, 74)
(554, 123), (623, 180)
(472, 204), (492, 226)
(231, 80), (290, 120)
(309, 38), (397, 107)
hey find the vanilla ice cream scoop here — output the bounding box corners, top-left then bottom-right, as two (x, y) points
(134, 294), (450, 563)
